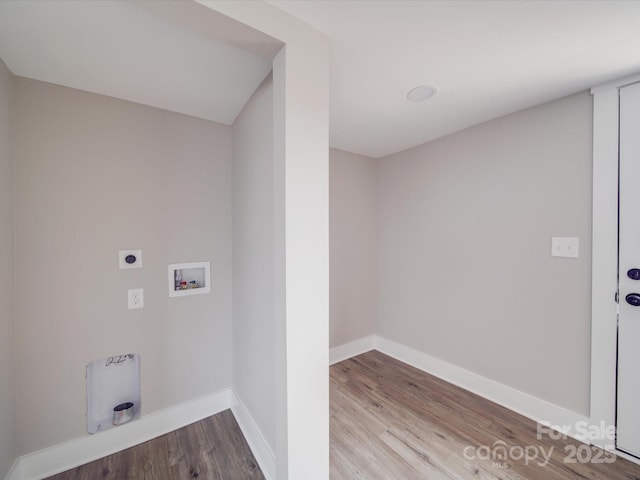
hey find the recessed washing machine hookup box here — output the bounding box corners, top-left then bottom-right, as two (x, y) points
(168, 261), (211, 297)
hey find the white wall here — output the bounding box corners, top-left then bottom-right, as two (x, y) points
(232, 74), (276, 451)
(0, 58), (16, 479)
(275, 43), (330, 479)
(13, 77), (233, 455)
(329, 148), (377, 347)
(200, 3), (331, 477)
(378, 91), (593, 416)
(1, 2), (331, 475)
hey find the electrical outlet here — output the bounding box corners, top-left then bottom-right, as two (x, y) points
(128, 288), (144, 309)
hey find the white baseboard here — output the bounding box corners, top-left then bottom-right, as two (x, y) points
(231, 390), (276, 480)
(331, 335), (590, 444)
(4, 458), (20, 480)
(329, 335), (376, 365)
(11, 388), (233, 480)
(374, 336), (589, 441)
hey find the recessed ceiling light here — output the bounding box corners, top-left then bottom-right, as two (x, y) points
(407, 84), (438, 102)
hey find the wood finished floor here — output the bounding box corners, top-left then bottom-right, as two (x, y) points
(44, 409), (264, 480)
(330, 350), (640, 480)
(43, 351), (640, 480)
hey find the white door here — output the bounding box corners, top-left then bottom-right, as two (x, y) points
(617, 81), (640, 457)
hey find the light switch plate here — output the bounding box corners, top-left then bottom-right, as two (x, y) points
(551, 237), (579, 258)
(119, 250), (142, 269)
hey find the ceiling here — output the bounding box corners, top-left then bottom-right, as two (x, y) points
(1, 1), (640, 158)
(0, 0), (275, 126)
(269, 0), (640, 158)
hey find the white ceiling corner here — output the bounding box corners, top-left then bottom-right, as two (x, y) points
(2, 1), (640, 158)
(268, 0), (640, 158)
(0, 0), (274, 125)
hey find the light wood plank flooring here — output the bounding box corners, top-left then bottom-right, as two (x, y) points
(331, 350), (640, 480)
(43, 351), (640, 479)
(45, 409), (264, 480)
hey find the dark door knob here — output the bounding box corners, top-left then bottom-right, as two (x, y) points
(628, 269), (640, 280)
(626, 293), (640, 306)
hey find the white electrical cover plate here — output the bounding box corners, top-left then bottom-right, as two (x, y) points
(86, 353), (141, 434)
(551, 237), (579, 258)
(128, 288), (144, 309)
(119, 249), (142, 269)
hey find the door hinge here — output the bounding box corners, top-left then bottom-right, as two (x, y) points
(615, 291), (620, 303)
